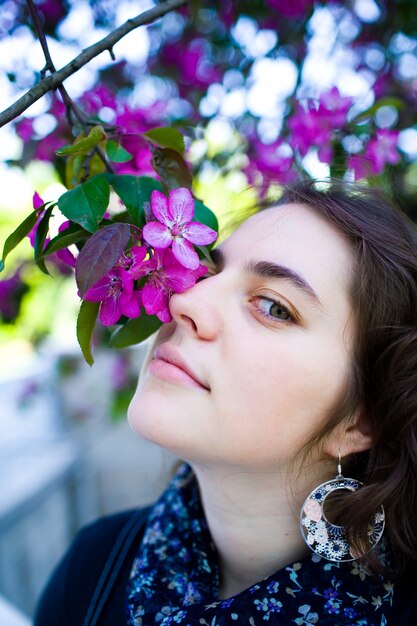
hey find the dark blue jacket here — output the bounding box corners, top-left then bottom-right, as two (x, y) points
(34, 506), (417, 626)
(34, 507), (151, 626)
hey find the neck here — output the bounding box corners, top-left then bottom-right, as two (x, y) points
(190, 461), (330, 600)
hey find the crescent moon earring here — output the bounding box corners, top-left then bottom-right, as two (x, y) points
(299, 451), (385, 562)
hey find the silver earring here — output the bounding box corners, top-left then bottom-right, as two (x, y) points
(299, 452), (385, 562)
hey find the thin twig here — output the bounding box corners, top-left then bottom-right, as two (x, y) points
(26, 0), (115, 173)
(0, 0), (190, 127)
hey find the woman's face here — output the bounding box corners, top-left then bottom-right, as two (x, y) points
(128, 202), (355, 470)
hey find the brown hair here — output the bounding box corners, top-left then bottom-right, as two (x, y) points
(274, 180), (417, 573)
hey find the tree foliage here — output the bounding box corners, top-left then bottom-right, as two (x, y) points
(1, 0), (417, 358)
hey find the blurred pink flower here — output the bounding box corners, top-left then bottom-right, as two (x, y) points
(133, 248), (207, 322)
(114, 103), (168, 176)
(245, 139), (297, 195)
(366, 129), (400, 173)
(16, 118), (35, 142)
(318, 87), (353, 127)
(266, 0), (314, 17)
(348, 130), (400, 179)
(0, 264), (29, 323)
(288, 88), (352, 163)
(80, 85), (117, 115)
(143, 188), (217, 270)
(84, 267), (141, 326)
(55, 221), (76, 269)
(162, 39), (222, 90)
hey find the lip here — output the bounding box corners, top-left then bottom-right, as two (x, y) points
(149, 343), (210, 391)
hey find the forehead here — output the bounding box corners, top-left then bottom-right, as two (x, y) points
(222, 202), (354, 305)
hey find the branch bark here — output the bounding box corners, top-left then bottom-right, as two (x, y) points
(0, 0), (190, 128)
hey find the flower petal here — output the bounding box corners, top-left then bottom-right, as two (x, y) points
(150, 189), (173, 225)
(33, 192), (44, 210)
(172, 237), (200, 270)
(84, 275), (112, 302)
(165, 266), (198, 293)
(143, 222), (172, 249)
(169, 188), (194, 225)
(56, 248), (76, 268)
(142, 282), (167, 315)
(121, 290), (142, 319)
(117, 267), (133, 299)
(182, 221), (217, 246)
(100, 296), (122, 326)
(157, 307), (172, 323)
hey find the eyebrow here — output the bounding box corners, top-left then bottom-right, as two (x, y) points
(210, 248), (323, 308)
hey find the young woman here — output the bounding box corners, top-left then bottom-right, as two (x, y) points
(35, 181), (417, 625)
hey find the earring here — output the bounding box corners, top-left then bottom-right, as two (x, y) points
(299, 452), (385, 562)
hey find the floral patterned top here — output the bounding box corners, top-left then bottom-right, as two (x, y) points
(126, 463), (394, 625)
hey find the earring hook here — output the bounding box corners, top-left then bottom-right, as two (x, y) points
(337, 449), (343, 478)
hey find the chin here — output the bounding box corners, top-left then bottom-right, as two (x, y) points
(127, 387), (196, 461)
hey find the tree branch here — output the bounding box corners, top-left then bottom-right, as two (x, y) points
(26, 0), (114, 173)
(0, 0), (190, 128)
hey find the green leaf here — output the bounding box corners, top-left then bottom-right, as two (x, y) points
(106, 141), (133, 163)
(108, 175), (163, 226)
(109, 314), (162, 348)
(34, 205), (54, 275)
(58, 175), (110, 233)
(143, 127), (185, 155)
(41, 223), (89, 257)
(194, 200), (219, 236)
(151, 147), (193, 192)
(56, 126), (106, 157)
(77, 300), (100, 365)
(75, 223), (132, 298)
(0, 204), (47, 271)
(351, 97), (405, 123)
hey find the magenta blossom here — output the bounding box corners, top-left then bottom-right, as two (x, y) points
(245, 139), (297, 196)
(365, 129), (400, 174)
(288, 88), (352, 163)
(142, 188), (217, 270)
(84, 267), (141, 326)
(132, 248), (207, 322)
(348, 130), (400, 179)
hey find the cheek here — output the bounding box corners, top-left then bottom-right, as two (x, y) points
(210, 338), (350, 464)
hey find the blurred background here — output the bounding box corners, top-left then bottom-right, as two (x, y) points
(1, 0), (417, 621)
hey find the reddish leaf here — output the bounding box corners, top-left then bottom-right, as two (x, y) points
(75, 223), (131, 297)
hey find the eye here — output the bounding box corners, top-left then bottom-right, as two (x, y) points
(250, 296), (295, 323)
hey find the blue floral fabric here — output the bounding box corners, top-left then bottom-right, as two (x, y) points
(126, 463), (394, 625)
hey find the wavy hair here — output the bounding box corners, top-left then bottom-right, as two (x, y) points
(275, 180), (417, 573)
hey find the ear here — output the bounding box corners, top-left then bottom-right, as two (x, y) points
(323, 411), (373, 458)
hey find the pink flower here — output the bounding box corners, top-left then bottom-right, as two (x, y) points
(0, 264), (28, 323)
(133, 248), (207, 322)
(347, 154), (372, 180)
(245, 139), (297, 196)
(366, 129), (400, 174)
(16, 118), (35, 142)
(55, 220), (76, 268)
(84, 267), (141, 326)
(142, 188), (217, 270)
(318, 87), (353, 127)
(288, 88), (352, 163)
(289, 106), (333, 159)
(348, 130), (400, 179)
(162, 39), (222, 91)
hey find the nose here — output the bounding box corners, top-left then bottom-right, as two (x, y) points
(168, 277), (222, 341)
